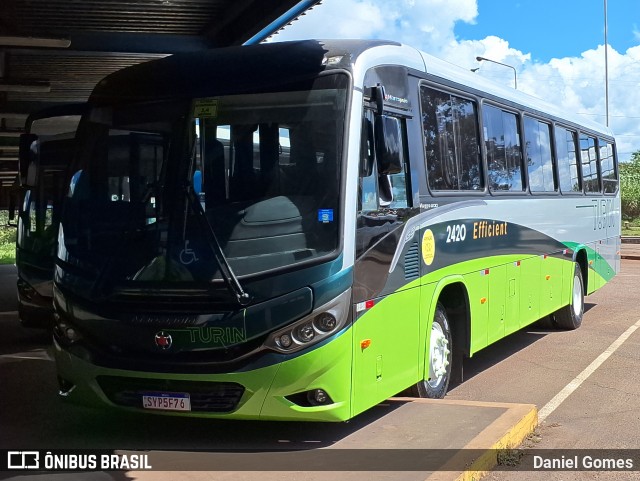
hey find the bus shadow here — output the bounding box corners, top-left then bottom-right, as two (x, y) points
(89, 401), (406, 451)
(0, 304), (407, 452)
(0, 352), (406, 452)
(0, 297), (600, 453)
(450, 305), (597, 389)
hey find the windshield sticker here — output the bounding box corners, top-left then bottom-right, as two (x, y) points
(179, 240), (199, 265)
(318, 209), (334, 223)
(193, 98), (218, 119)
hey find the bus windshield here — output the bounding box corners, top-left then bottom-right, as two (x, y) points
(60, 73), (348, 297)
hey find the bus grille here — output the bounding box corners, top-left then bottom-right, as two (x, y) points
(97, 376), (245, 412)
(404, 242), (420, 280)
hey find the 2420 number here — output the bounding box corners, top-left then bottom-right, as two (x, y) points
(446, 224), (467, 243)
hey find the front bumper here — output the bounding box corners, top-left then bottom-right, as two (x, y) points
(53, 328), (353, 422)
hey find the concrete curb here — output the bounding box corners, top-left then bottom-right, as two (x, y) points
(418, 400), (539, 481)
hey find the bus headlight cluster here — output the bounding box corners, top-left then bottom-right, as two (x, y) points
(268, 289), (351, 354)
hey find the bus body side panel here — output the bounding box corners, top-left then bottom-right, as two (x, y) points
(538, 255), (565, 318)
(350, 284), (421, 417)
(504, 260), (521, 336)
(462, 269), (489, 354)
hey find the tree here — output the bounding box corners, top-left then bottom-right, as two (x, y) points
(620, 150), (640, 220)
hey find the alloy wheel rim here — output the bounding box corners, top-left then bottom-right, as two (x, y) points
(428, 322), (450, 388)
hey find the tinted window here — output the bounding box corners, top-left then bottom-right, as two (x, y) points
(483, 105), (524, 192)
(580, 135), (600, 193)
(356, 109), (410, 259)
(555, 126), (581, 193)
(359, 111), (410, 211)
(421, 86), (482, 191)
(600, 140), (617, 194)
(524, 117), (556, 192)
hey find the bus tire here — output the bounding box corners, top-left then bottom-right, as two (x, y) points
(412, 302), (452, 399)
(554, 263), (584, 330)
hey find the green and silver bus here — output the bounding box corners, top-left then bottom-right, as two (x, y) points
(52, 40), (619, 421)
(16, 105), (84, 327)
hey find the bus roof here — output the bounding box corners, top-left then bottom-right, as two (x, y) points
(89, 39), (613, 139)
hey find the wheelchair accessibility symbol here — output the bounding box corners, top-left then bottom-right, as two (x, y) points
(179, 240), (199, 265)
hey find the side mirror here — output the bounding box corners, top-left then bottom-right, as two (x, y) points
(374, 115), (403, 175)
(7, 188), (19, 227)
(371, 84), (385, 115)
(360, 117), (375, 177)
(26, 160), (39, 188)
(18, 133), (39, 187)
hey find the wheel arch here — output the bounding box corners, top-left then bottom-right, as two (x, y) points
(426, 277), (471, 385)
(573, 247), (588, 296)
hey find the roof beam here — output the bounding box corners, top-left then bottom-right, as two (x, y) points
(0, 36), (71, 48)
(0, 79), (51, 93)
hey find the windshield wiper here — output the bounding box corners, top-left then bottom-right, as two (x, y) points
(184, 185), (251, 306)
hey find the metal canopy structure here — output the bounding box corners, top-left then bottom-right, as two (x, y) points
(0, 0), (322, 195)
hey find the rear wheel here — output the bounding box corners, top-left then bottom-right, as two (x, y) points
(412, 303), (452, 399)
(554, 263), (584, 330)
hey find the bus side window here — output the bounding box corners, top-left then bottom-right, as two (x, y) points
(580, 134), (600, 193)
(483, 104), (524, 192)
(524, 116), (556, 192)
(555, 126), (581, 193)
(599, 140), (617, 194)
(421, 86), (482, 192)
(384, 117), (409, 209)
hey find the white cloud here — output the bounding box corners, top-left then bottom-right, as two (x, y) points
(274, 0), (640, 160)
(271, 0), (385, 40)
(273, 0), (477, 51)
(514, 45), (640, 160)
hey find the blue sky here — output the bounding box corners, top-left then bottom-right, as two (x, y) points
(456, 0), (639, 62)
(274, 0), (640, 160)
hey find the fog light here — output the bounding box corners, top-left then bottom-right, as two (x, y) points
(308, 389), (329, 405)
(296, 323), (315, 343)
(65, 328), (81, 342)
(56, 321), (82, 343)
(314, 313), (337, 332)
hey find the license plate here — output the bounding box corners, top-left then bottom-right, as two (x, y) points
(142, 391), (191, 411)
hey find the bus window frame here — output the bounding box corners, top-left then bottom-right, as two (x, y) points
(578, 131), (602, 195)
(552, 122), (584, 196)
(522, 113), (559, 196)
(419, 80), (486, 198)
(479, 99), (528, 197)
(598, 137), (619, 196)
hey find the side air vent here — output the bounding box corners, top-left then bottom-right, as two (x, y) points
(404, 241), (420, 280)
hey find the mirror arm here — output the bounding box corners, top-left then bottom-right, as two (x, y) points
(372, 84), (386, 116)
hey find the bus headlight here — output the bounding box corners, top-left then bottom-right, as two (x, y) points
(276, 334), (293, 349)
(295, 323), (315, 343)
(265, 288), (351, 354)
(314, 313), (337, 332)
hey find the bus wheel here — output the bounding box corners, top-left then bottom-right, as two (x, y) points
(554, 263), (584, 330)
(412, 303), (452, 399)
